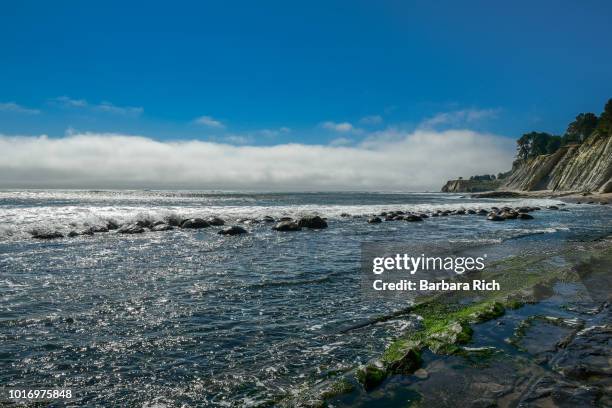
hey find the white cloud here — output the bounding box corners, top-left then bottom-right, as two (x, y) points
(195, 115), (225, 128)
(322, 121), (357, 133)
(221, 134), (253, 145)
(359, 115), (383, 125)
(0, 130), (514, 191)
(329, 137), (353, 146)
(258, 127), (291, 137)
(52, 96), (88, 108)
(360, 127), (406, 148)
(0, 102), (40, 114)
(51, 96), (143, 116)
(420, 108), (500, 129)
(95, 101), (143, 116)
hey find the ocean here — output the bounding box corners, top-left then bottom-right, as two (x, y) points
(1, 190), (610, 406)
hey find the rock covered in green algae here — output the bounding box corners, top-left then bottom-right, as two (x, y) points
(468, 301), (505, 322)
(382, 340), (423, 374)
(356, 360), (387, 390)
(428, 321), (473, 354)
(281, 377), (356, 408)
(319, 378), (354, 400)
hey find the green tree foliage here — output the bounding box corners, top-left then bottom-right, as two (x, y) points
(596, 98), (612, 136)
(564, 112), (598, 143)
(516, 132), (556, 160)
(516, 133), (532, 160)
(546, 136), (562, 154)
(515, 98), (611, 160)
(469, 174), (495, 181)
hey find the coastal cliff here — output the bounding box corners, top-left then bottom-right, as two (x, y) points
(502, 132), (612, 193)
(442, 132), (612, 194)
(440, 178), (501, 193)
(442, 99), (612, 194)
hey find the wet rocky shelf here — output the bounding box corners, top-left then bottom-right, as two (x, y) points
(282, 241), (612, 407)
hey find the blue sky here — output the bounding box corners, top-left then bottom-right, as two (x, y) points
(1, 0), (612, 146)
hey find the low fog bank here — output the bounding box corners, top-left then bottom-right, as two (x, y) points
(0, 130), (514, 191)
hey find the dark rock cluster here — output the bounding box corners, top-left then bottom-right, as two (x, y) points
(27, 203), (573, 240)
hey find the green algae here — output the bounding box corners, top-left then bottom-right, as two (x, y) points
(367, 251), (577, 383)
(319, 378), (355, 400)
(302, 243), (612, 404)
(356, 362), (388, 390)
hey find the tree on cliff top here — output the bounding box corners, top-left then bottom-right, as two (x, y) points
(565, 112), (598, 143)
(516, 132), (556, 160)
(597, 99), (612, 136)
(515, 98), (611, 161)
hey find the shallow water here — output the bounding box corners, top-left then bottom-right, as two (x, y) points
(1, 190), (610, 406)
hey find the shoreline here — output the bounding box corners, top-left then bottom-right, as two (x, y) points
(289, 238), (612, 407)
(2, 191), (610, 407)
(471, 190), (612, 204)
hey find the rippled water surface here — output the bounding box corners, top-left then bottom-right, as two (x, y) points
(1, 190), (610, 406)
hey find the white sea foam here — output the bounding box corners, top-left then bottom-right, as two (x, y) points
(0, 190), (569, 241)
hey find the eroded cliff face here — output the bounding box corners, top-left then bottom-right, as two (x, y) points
(503, 134), (612, 192)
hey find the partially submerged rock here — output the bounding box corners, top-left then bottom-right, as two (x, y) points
(428, 321), (473, 353)
(151, 223), (174, 231)
(356, 361), (387, 391)
(487, 213), (504, 221)
(165, 214), (184, 227)
(501, 210), (519, 220)
(206, 216), (225, 226)
(218, 226), (248, 235)
(136, 219), (153, 228)
(79, 228), (94, 236)
(106, 220), (120, 230)
(405, 214), (423, 222)
(89, 225), (109, 233)
(297, 215), (328, 229)
(554, 324), (612, 380)
(383, 340), (422, 374)
(526, 376), (602, 406)
(31, 230), (64, 239)
(180, 218), (210, 229)
(368, 216), (382, 224)
(117, 223), (145, 234)
(468, 302), (505, 322)
(273, 221), (301, 231)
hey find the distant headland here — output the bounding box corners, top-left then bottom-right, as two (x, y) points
(442, 99), (612, 198)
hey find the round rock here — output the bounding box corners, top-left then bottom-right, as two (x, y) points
(273, 221), (301, 231)
(180, 218), (210, 229)
(117, 223), (145, 234)
(297, 215), (328, 229)
(487, 213), (505, 221)
(31, 230), (64, 239)
(151, 223), (174, 231)
(218, 226), (248, 235)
